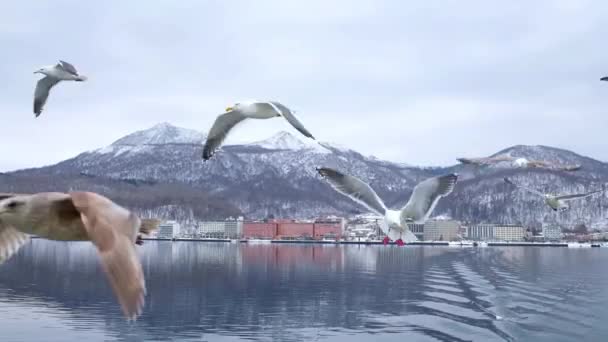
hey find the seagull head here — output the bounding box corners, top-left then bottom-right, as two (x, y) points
(0, 197), (27, 225)
(34, 67), (51, 76)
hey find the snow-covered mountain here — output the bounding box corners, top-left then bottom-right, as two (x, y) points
(2, 122), (608, 229)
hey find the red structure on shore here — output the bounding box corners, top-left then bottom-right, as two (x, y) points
(242, 222), (277, 239)
(242, 219), (343, 240)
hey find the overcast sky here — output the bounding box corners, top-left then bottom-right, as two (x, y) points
(2, 0), (608, 171)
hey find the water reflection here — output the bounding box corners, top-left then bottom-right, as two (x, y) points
(1, 241), (608, 341)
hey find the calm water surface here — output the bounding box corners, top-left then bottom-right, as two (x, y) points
(1, 241), (607, 341)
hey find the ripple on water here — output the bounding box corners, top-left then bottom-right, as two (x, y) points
(0, 242), (608, 341)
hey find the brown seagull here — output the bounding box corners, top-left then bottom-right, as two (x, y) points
(0, 191), (159, 320)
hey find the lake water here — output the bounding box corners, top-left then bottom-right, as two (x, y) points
(1, 241), (607, 342)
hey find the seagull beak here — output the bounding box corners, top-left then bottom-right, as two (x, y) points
(225, 106), (233, 112)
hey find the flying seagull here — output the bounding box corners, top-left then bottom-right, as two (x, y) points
(202, 101), (315, 160)
(457, 155), (581, 172)
(33, 60), (88, 117)
(316, 167), (458, 246)
(0, 191), (160, 320)
(503, 177), (603, 211)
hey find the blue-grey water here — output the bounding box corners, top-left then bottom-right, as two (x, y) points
(1, 241), (607, 342)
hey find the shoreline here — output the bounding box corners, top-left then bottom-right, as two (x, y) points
(140, 238), (606, 247)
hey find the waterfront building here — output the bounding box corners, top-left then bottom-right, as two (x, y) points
(542, 224), (562, 241)
(494, 225), (525, 241)
(409, 223), (424, 240)
(196, 219), (243, 239)
(243, 222), (277, 239)
(313, 221), (343, 240)
(467, 224), (495, 241)
(277, 222), (314, 239)
(423, 220), (460, 241)
(467, 224), (525, 241)
(157, 221), (181, 239)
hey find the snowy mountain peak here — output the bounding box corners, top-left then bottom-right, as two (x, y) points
(249, 131), (330, 154)
(111, 122), (204, 146)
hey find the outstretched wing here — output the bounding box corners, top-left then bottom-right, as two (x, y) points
(34, 76), (61, 117)
(0, 222), (30, 264)
(504, 177), (545, 197)
(68, 192), (145, 320)
(316, 167), (386, 215)
(58, 60), (79, 76)
(556, 189), (603, 201)
(270, 101), (315, 139)
(457, 155), (513, 166)
(401, 173), (458, 223)
(202, 111), (248, 160)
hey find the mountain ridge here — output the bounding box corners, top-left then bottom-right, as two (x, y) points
(2, 122), (607, 230)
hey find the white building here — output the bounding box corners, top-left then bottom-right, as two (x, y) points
(494, 225), (525, 241)
(196, 218), (243, 238)
(542, 224), (562, 241)
(157, 221), (181, 239)
(423, 220), (460, 241)
(409, 223), (424, 240)
(467, 224), (495, 241)
(467, 224), (525, 241)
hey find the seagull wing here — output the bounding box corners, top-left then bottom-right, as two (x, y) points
(527, 159), (550, 168)
(457, 156), (513, 166)
(0, 222), (30, 264)
(34, 76), (60, 117)
(560, 164), (582, 171)
(202, 111), (248, 160)
(457, 157), (484, 165)
(401, 173), (458, 223)
(58, 60), (79, 76)
(316, 167), (387, 215)
(68, 191), (145, 320)
(270, 101), (315, 139)
(556, 189), (603, 201)
(504, 177), (545, 197)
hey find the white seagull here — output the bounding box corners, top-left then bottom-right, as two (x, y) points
(202, 101), (315, 160)
(33, 60), (88, 117)
(457, 155), (581, 172)
(504, 177), (603, 211)
(0, 191), (160, 320)
(317, 167), (458, 245)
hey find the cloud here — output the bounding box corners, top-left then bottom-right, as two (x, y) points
(1, 0), (608, 171)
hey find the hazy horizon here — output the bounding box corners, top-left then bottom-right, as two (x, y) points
(2, 1), (608, 171)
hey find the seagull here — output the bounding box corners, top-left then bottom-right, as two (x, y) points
(316, 168), (458, 246)
(457, 155), (581, 172)
(33, 60), (88, 117)
(503, 177), (603, 211)
(202, 101), (315, 160)
(0, 191), (160, 320)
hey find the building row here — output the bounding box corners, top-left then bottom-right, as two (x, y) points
(154, 218), (344, 240)
(465, 224), (525, 241)
(154, 218), (527, 242)
(344, 219), (526, 242)
(242, 219), (345, 240)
